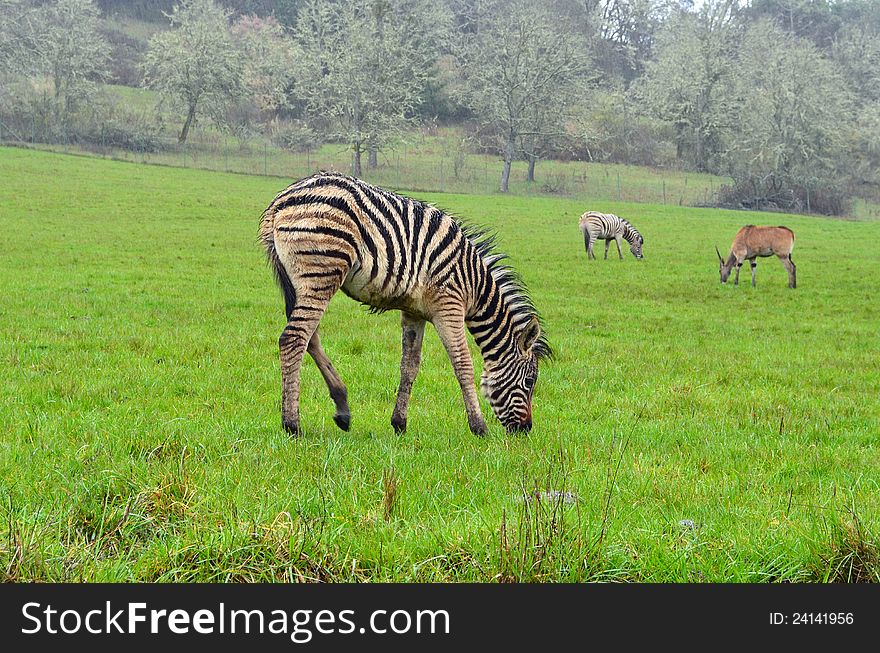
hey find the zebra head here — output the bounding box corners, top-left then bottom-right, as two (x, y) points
(630, 235), (644, 259)
(480, 316), (547, 433)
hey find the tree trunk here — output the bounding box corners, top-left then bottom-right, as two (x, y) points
(352, 141), (362, 177)
(368, 146), (378, 169)
(527, 155), (537, 183)
(675, 122), (685, 162)
(178, 103), (197, 144)
(500, 138), (515, 193)
(695, 126), (705, 172)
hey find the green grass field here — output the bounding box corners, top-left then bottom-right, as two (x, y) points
(1, 146), (878, 582)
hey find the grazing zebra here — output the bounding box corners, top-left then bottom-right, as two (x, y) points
(579, 211), (644, 260)
(259, 171), (550, 436)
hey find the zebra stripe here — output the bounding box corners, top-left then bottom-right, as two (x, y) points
(579, 211), (644, 260)
(260, 171), (550, 436)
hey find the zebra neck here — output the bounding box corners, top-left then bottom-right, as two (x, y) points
(465, 280), (519, 368)
(621, 223), (637, 243)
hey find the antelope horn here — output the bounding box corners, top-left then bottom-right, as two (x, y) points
(715, 245), (723, 262)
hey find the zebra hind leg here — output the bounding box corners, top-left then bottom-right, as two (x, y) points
(278, 270), (345, 436)
(307, 328), (350, 431)
(604, 239), (611, 260)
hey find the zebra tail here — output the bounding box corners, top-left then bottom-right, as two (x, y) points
(259, 207), (297, 319)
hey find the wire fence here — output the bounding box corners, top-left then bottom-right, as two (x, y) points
(0, 114), (740, 209)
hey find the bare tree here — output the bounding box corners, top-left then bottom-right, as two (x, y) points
(635, 1), (740, 171)
(231, 15), (297, 120)
(143, 0), (244, 144)
(832, 23), (880, 103)
(0, 1), (33, 78)
(225, 14), (297, 141)
(832, 22), (880, 191)
(724, 19), (853, 212)
(28, 0), (111, 125)
(0, 0), (34, 109)
(294, 0), (447, 176)
(455, 0), (591, 191)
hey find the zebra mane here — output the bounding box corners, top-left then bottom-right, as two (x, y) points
(455, 220), (552, 361)
(619, 216), (642, 242)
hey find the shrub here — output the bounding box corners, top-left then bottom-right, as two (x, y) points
(269, 120), (322, 152)
(715, 174), (851, 216)
(540, 173), (570, 195)
(82, 118), (164, 152)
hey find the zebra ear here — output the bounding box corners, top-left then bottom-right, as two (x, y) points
(518, 316), (542, 353)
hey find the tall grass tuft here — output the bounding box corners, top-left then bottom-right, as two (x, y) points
(383, 468), (399, 523)
(814, 507), (879, 583)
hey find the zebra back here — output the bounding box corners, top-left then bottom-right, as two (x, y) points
(261, 173), (553, 356)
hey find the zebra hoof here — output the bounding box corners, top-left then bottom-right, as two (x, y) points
(469, 418), (488, 437)
(333, 412), (351, 431)
(282, 418), (301, 437)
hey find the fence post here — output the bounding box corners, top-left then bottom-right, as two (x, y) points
(617, 172), (622, 201)
(263, 144), (268, 176)
(662, 179), (666, 204)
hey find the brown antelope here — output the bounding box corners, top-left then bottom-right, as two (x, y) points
(715, 225), (796, 289)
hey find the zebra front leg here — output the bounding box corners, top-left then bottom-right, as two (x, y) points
(750, 260), (757, 287)
(307, 328), (350, 431)
(391, 313), (426, 434)
(615, 235), (623, 260)
(433, 311), (488, 436)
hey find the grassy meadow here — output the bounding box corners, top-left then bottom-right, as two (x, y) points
(1, 146), (878, 582)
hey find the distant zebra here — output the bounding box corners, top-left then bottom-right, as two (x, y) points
(579, 211), (644, 260)
(259, 171), (550, 437)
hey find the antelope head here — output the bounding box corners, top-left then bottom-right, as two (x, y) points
(716, 246), (732, 283)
